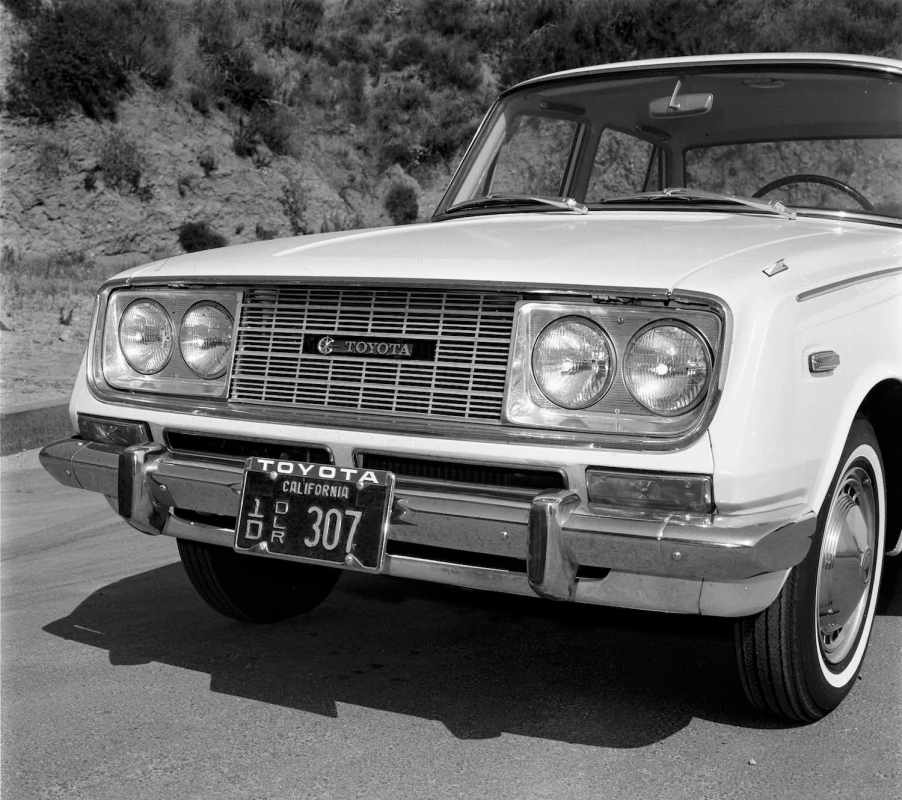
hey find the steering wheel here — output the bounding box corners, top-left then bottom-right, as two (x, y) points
(752, 173), (873, 212)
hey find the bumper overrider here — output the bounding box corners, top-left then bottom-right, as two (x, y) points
(40, 437), (817, 617)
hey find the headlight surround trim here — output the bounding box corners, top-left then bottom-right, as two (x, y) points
(100, 287), (241, 398)
(504, 296), (725, 438)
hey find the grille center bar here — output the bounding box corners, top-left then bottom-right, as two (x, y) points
(228, 287), (518, 423)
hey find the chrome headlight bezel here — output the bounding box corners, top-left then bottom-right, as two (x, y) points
(100, 288), (240, 397)
(504, 296), (725, 438)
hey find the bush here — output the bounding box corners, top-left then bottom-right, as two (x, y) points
(4, 1), (131, 121)
(490, 0), (902, 86)
(35, 138), (70, 179)
(3, 0), (174, 122)
(388, 34), (432, 71)
(189, 86), (211, 115)
(280, 181), (310, 235)
(215, 47), (274, 110)
(343, 62), (368, 124)
(369, 75), (430, 168)
(98, 130), (145, 194)
(261, 0), (324, 52)
(251, 105), (298, 155)
(415, 0), (473, 36)
(198, 149), (218, 177)
(232, 120), (257, 157)
(194, 1), (273, 110)
(384, 182), (418, 225)
(2, 0), (40, 19)
(178, 221), (228, 252)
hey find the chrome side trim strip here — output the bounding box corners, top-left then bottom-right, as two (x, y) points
(796, 267), (902, 302)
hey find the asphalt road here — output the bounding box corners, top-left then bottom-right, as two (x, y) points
(2, 449), (900, 800)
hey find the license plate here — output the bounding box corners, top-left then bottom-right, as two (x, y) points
(234, 458), (395, 572)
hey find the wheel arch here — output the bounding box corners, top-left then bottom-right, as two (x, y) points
(858, 378), (902, 555)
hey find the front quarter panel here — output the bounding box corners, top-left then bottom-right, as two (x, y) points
(705, 249), (901, 541)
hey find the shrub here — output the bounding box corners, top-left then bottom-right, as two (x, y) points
(262, 0), (324, 52)
(279, 181), (310, 235)
(232, 120), (257, 157)
(3, 0), (175, 122)
(194, 1), (273, 110)
(251, 105), (298, 155)
(189, 86), (212, 115)
(416, 0), (474, 36)
(35, 138), (70, 179)
(215, 47), (274, 110)
(320, 210), (364, 233)
(255, 222), (278, 240)
(2, 0), (40, 19)
(178, 221), (227, 252)
(421, 92), (482, 164)
(388, 33), (432, 71)
(369, 75), (430, 168)
(344, 62), (368, 124)
(316, 30), (377, 67)
(4, 2), (131, 121)
(384, 182), (418, 225)
(198, 149), (218, 177)
(426, 37), (482, 91)
(98, 130), (145, 194)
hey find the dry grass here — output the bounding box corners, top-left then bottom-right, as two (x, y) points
(0, 249), (115, 408)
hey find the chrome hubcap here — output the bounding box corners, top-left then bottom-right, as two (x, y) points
(817, 465), (877, 665)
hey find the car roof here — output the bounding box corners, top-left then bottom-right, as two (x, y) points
(504, 52), (902, 96)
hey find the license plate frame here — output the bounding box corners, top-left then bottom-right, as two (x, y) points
(233, 458), (395, 572)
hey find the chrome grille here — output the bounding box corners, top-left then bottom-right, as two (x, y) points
(228, 287), (518, 423)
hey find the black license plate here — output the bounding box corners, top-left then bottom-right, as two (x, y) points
(234, 458), (395, 571)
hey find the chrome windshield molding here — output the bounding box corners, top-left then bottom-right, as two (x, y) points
(88, 280), (731, 452)
(796, 267), (902, 302)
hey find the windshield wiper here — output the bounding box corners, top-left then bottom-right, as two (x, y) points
(443, 194), (589, 216)
(596, 188), (796, 219)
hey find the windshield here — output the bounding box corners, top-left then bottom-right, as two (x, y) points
(437, 63), (902, 221)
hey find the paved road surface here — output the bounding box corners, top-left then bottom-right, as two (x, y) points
(2, 449), (900, 800)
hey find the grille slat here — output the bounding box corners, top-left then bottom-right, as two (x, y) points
(229, 287), (517, 423)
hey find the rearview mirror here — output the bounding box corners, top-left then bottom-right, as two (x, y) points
(650, 81), (713, 118)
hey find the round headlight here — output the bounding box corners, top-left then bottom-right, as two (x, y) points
(118, 299), (173, 375)
(179, 302), (234, 379)
(531, 316), (614, 409)
(624, 322), (711, 415)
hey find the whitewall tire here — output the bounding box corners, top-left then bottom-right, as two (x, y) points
(734, 418), (885, 721)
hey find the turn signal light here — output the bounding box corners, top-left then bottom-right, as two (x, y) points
(586, 468), (713, 514)
(77, 414), (151, 447)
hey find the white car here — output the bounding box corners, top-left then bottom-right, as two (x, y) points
(41, 53), (901, 722)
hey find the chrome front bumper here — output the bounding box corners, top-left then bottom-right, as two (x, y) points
(40, 437), (817, 617)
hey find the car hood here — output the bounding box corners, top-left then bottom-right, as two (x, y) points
(126, 211), (900, 296)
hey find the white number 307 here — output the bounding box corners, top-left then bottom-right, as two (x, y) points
(304, 506), (363, 552)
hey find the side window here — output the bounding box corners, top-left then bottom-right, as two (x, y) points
(586, 129), (655, 202)
(489, 116), (579, 196)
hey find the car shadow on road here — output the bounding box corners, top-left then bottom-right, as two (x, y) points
(43, 560), (900, 748)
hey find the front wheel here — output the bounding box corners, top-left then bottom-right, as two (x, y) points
(177, 539), (340, 623)
(734, 418), (885, 721)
